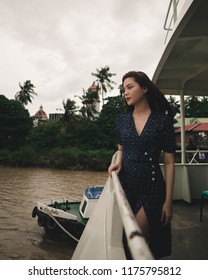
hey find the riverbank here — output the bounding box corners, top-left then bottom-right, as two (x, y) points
(0, 147), (115, 171)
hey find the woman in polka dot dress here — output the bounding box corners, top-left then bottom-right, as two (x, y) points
(108, 71), (175, 259)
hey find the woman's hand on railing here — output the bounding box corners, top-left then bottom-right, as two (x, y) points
(108, 162), (122, 177)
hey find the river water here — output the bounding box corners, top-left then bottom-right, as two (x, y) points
(0, 166), (108, 260)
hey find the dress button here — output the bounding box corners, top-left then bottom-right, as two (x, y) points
(152, 171), (155, 174)
(149, 157), (152, 161)
(144, 152), (147, 155)
(152, 178), (155, 181)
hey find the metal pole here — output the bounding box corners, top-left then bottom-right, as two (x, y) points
(180, 90), (186, 164)
(173, 0), (178, 23)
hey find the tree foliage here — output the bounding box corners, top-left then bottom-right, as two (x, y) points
(60, 98), (79, 132)
(184, 96), (208, 117)
(0, 95), (33, 149)
(185, 96), (201, 117)
(92, 65), (116, 105)
(198, 97), (208, 117)
(77, 86), (99, 119)
(167, 96), (180, 116)
(96, 94), (125, 149)
(15, 80), (37, 106)
(1, 64), (208, 169)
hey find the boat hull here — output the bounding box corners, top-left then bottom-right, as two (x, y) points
(32, 186), (104, 240)
(32, 196), (88, 241)
(35, 208), (86, 239)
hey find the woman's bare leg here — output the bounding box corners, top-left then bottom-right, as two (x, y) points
(135, 206), (149, 241)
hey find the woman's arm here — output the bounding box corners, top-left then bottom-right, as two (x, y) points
(162, 152), (175, 224)
(108, 144), (123, 176)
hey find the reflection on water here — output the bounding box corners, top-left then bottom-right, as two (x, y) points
(0, 167), (108, 259)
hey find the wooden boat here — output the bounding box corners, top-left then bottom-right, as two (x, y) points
(32, 185), (104, 241)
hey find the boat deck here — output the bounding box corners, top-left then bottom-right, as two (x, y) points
(65, 202), (88, 225)
(162, 200), (208, 260)
(50, 201), (88, 225)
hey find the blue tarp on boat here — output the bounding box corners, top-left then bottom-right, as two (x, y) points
(84, 186), (103, 199)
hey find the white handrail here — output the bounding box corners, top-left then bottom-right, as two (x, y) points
(164, 0), (180, 44)
(175, 149), (208, 164)
(111, 171), (153, 260)
(72, 153), (153, 260)
(164, 0), (180, 30)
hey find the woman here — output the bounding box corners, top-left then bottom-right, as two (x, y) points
(108, 71), (175, 259)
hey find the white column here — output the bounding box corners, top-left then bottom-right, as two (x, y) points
(180, 90), (186, 164)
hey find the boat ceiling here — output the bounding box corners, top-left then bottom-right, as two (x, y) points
(152, 0), (208, 96)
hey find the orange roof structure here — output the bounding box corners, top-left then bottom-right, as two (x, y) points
(192, 122), (208, 132)
(175, 123), (200, 133)
(35, 105), (47, 119)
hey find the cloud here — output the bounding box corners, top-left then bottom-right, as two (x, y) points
(0, 0), (168, 115)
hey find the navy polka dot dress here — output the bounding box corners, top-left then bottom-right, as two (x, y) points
(115, 112), (175, 259)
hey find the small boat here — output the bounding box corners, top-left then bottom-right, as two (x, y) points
(32, 185), (104, 241)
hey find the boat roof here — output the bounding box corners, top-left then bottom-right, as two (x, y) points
(84, 186), (104, 199)
(152, 0), (208, 97)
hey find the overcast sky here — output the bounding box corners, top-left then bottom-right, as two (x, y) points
(0, 0), (169, 116)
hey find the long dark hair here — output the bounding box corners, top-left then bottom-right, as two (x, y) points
(122, 71), (174, 119)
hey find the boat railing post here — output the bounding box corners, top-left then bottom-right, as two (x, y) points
(180, 89), (186, 164)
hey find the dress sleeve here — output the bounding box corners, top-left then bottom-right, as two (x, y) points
(161, 115), (176, 153)
(115, 115), (122, 145)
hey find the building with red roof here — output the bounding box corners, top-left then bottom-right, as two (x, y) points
(175, 119), (208, 149)
(33, 105), (48, 126)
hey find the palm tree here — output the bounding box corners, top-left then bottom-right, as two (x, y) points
(198, 97), (208, 117)
(118, 84), (124, 96)
(184, 96), (200, 117)
(77, 86), (100, 119)
(167, 95), (180, 120)
(15, 80), (37, 106)
(61, 98), (78, 126)
(91, 66), (116, 106)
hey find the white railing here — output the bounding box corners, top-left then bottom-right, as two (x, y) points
(111, 171), (153, 260)
(164, 0), (180, 43)
(72, 154), (153, 260)
(164, 0), (180, 30)
(175, 150), (208, 164)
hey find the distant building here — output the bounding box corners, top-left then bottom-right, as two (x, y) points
(49, 113), (63, 122)
(33, 105), (48, 126)
(175, 117), (208, 148)
(88, 83), (100, 116)
(174, 118), (208, 129)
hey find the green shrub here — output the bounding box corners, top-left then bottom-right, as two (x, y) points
(4, 146), (38, 166)
(49, 147), (80, 169)
(87, 149), (115, 171)
(0, 149), (10, 165)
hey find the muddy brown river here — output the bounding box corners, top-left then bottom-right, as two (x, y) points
(0, 167), (108, 260)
